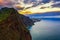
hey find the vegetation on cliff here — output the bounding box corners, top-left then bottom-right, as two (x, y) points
(0, 7), (34, 40)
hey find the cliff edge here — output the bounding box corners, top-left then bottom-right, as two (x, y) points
(0, 7), (34, 40)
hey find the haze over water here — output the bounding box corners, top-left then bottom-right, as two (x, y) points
(30, 18), (60, 40)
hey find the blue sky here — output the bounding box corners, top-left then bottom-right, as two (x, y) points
(0, 0), (60, 18)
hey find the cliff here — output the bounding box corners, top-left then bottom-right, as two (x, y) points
(0, 7), (34, 40)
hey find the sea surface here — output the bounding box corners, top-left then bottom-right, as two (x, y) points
(30, 18), (60, 40)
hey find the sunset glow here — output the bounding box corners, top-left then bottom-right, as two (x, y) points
(18, 0), (60, 14)
(0, 0), (60, 15)
(18, 7), (60, 14)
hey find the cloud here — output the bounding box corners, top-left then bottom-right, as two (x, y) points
(0, 0), (60, 14)
(0, 0), (35, 9)
(19, 0), (60, 14)
(19, 7), (60, 14)
(0, 0), (15, 7)
(0, 0), (60, 8)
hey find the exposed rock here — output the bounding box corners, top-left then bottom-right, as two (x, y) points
(0, 7), (34, 40)
(31, 18), (41, 22)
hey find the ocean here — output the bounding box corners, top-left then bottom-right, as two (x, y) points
(30, 18), (60, 40)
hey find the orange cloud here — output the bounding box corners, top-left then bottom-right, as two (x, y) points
(0, 0), (3, 3)
(18, 1), (60, 15)
(0, 0), (15, 7)
(18, 7), (60, 15)
(0, 0), (4, 4)
(0, 0), (8, 5)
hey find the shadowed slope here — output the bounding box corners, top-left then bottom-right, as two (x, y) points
(0, 7), (34, 40)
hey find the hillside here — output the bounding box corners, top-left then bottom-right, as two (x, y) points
(0, 7), (34, 40)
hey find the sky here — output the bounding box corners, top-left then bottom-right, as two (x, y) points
(0, 0), (60, 15)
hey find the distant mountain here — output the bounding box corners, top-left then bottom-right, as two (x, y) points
(31, 18), (41, 22)
(27, 12), (60, 18)
(0, 7), (34, 40)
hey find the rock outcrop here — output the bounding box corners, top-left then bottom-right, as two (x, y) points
(0, 7), (34, 40)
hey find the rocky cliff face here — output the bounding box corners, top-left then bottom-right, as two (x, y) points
(0, 7), (34, 40)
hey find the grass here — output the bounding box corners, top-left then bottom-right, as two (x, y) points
(0, 9), (11, 22)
